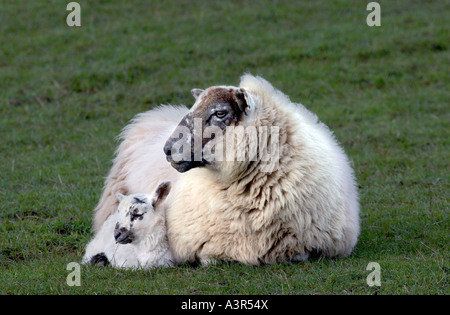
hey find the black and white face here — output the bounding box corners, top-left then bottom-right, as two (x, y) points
(114, 193), (152, 244)
(114, 181), (171, 244)
(163, 86), (254, 173)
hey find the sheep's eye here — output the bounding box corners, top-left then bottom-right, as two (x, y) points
(131, 213), (144, 221)
(214, 111), (227, 118)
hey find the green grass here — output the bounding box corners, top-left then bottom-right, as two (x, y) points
(0, 0), (448, 295)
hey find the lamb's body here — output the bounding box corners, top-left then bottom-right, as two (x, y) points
(84, 189), (174, 269)
(93, 74), (360, 265)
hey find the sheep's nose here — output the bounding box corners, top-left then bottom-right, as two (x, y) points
(114, 226), (134, 244)
(163, 140), (172, 159)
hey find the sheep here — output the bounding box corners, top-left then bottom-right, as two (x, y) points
(82, 181), (174, 269)
(93, 74), (360, 265)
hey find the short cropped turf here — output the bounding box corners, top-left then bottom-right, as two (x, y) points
(0, 0), (448, 294)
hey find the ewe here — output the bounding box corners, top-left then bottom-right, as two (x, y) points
(83, 181), (174, 269)
(93, 74), (360, 265)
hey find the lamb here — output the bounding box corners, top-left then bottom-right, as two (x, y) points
(93, 74), (360, 265)
(82, 181), (174, 269)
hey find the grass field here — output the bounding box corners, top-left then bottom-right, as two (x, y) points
(0, 0), (448, 295)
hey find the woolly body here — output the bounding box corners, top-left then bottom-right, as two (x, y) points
(93, 74), (360, 265)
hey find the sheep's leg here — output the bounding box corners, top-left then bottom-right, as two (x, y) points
(290, 253), (309, 263)
(90, 253), (110, 267)
(194, 242), (218, 266)
(198, 256), (218, 266)
(260, 229), (306, 264)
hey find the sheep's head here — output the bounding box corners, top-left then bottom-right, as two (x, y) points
(163, 86), (256, 174)
(114, 181), (171, 244)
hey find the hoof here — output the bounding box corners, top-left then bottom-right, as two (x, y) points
(90, 253), (110, 267)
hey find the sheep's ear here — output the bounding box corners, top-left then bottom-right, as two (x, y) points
(233, 88), (254, 116)
(151, 181), (172, 209)
(191, 88), (204, 99)
(116, 193), (126, 202)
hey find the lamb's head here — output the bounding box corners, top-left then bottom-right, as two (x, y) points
(163, 86), (257, 174)
(114, 181), (171, 244)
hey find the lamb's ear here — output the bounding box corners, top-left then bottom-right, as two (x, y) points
(116, 193), (126, 202)
(191, 88), (204, 99)
(151, 181), (172, 209)
(233, 88), (255, 116)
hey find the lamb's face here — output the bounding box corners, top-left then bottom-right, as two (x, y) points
(114, 193), (153, 244)
(163, 86), (255, 173)
(114, 182), (171, 244)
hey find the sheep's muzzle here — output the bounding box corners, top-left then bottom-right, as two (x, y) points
(114, 225), (134, 244)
